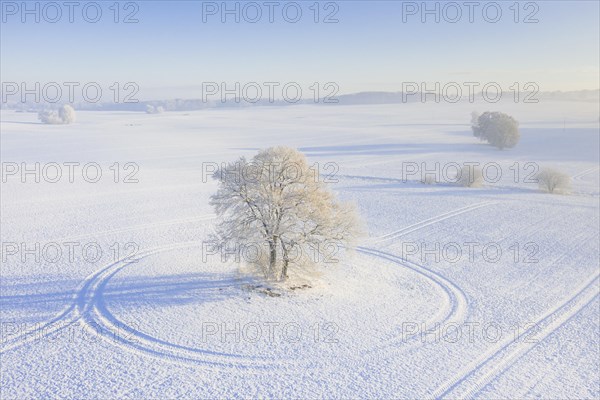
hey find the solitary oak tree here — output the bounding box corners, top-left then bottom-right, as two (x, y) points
(210, 147), (360, 281)
(472, 111), (520, 149)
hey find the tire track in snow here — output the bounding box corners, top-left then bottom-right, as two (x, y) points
(572, 166), (599, 182)
(80, 243), (468, 370)
(433, 273), (600, 399)
(368, 202), (495, 246)
(3, 206), (477, 368)
(0, 243), (193, 353)
(90, 244), (462, 368)
(357, 247), (469, 350)
(0, 216), (214, 353)
(82, 242), (292, 370)
(2, 200), (482, 356)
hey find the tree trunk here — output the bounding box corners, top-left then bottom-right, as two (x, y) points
(268, 237), (278, 279)
(280, 242), (290, 281)
(281, 255), (289, 281)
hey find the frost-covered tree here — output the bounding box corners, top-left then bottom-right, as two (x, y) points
(59, 105), (76, 124)
(38, 105), (76, 125)
(457, 165), (484, 188)
(536, 168), (570, 193)
(472, 111), (520, 149)
(210, 147), (360, 281)
(38, 109), (62, 124)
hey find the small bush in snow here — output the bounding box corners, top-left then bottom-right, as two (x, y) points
(472, 111), (520, 150)
(59, 105), (76, 124)
(421, 174), (438, 185)
(146, 105), (165, 114)
(536, 168), (571, 194)
(38, 110), (62, 124)
(38, 105), (76, 125)
(457, 165), (484, 188)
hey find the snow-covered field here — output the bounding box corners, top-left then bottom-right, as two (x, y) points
(1, 100), (599, 398)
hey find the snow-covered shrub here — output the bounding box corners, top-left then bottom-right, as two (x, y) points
(38, 110), (62, 124)
(59, 105), (76, 124)
(38, 105), (76, 125)
(421, 174), (438, 185)
(457, 165), (484, 188)
(472, 111), (520, 149)
(146, 104), (164, 114)
(536, 168), (570, 194)
(210, 146), (361, 282)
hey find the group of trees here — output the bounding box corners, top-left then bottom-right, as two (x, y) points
(210, 147), (360, 282)
(421, 164), (569, 192)
(38, 105), (76, 125)
(469, 111), (569, 193)
(37, 103), (164, 123)
(210, 113), (570, 287)
(456, 165), (570, 193)
(210, 145), (572, 287)
(471, 111), (520, 150)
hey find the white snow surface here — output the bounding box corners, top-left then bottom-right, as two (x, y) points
(1, 100), (599, 398)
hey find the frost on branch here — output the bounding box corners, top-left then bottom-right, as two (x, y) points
(209, 147), (361, 282)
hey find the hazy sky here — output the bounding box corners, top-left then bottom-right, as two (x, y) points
(1, 0), (599, 99)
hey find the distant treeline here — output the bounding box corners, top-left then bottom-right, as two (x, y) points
(3, 90), (598, 112)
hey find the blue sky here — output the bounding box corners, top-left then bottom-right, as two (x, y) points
(1, 1), (599, 99)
